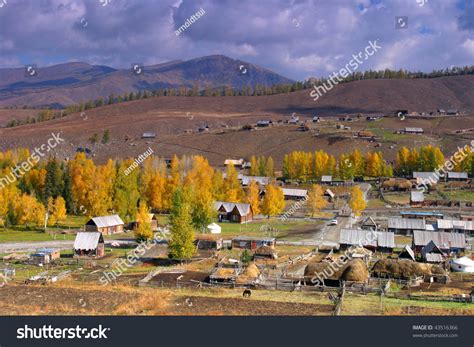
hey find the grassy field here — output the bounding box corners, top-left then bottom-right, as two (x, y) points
(443, 190), (474, 203)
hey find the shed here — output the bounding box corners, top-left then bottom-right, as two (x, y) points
(398, 245), (416, 261)
(413, 230), (466, 253)
(404, 127), (424, 134)
(256, 120), (272, 127)
(388, 217), (426, 235)
(413, 172), (438, 185)
(321, 175), (332, 184)
(282, 188), (307, 200)
(254, 245), (278, 259)
(241, 175), (270, 186)
(195, 236), (223, 250)
(447, 172), (468, 181)
(232, 236), (276, 250)
(30, 248), (60, 265)
(360, 216), (377, 230)
(410, 191), (424, 206)
(421, 241), (445, 263)
(85, 215), (124, 235)
(73, 232), (105, 258)
(142, 132), (157, 139)
(324, 188), (335, 201)
(339, 229), (394, 252)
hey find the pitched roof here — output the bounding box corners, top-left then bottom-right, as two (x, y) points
(437, 219), (474, 230)
(233, 203), (251, 216)
(215, 201), (251, 216)
(241, 176), (270, 186)
(339, 229), (394, 248)
(413, 230), (466, 249)
(361, 216), (377, 228)
(87, 215), (124, 228)
(325, 188), (335, 198)
(282, 188), (308, 197)
(74, 232), (103, 250)
(388, 217), (426, 230)
(399, 245), (415, 261)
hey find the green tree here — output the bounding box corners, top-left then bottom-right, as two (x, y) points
(101, 129), (110, 144)
(169, 188), (196, 260)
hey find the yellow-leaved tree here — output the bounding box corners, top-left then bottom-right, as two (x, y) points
(307, 184), (327, 217)
(246, 180), (261, 215)
(261, 185), (285, 219)
(349, 186), (367, 216)
(135, 200), (153, 241)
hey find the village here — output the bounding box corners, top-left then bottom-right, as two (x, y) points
(0, 147), (473, 316)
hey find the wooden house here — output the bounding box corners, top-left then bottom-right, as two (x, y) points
(30, 248), (60, 265)
(85, 215), (124, 235)
(421, 241), (446, 263)
(195, 236), (223, 251)
(73, 232), (105, 258)
(214, 202), (253, 223)
(281, 188), (307, 200)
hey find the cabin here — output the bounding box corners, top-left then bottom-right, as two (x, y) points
(85, 215), (124, 235)
(421, 241), (446, 263)
(214, 202), (253, 224)
(141, 132), (157, 139)
(324, 188), (335, 202)
(256, 120), (272, 127)
(413, 230), (466, 254)
(410, 191), (424, 207)
(288, 116), (299, 124)
(312, 116), (320, 123)
(195, 236), (223, 251)
(224, 158), (244, 167)
(447, 109), (459, 116)
(73, 232), (105, 258)
(404, 127), (424, 134)
(282, 188), (307, 200)
(339, 229), (395, 253)
(30, 248), (60, 265)
(388, 217), (426, 235)
(321, 175), (332, 184)
(232, 236), (276, 250)
(447, 172), (468, 181)
(241, 175), (270, 186)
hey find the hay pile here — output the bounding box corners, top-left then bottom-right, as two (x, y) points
(341, 259), (369, 282)
(372, 259), (445, 279)
(235, 263), (260, 284)
(254, 245), (277, 259)
(212, 268), (236, 279)
(304, 259), (368, 283)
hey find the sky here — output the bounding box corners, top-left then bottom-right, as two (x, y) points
(0, 0), (473, 80)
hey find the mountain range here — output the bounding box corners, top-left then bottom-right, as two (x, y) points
(0, 55), (294, 108)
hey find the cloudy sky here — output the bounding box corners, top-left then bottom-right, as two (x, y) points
(0, 0), (472, 80)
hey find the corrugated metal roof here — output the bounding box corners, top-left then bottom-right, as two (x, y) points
(399, 245), (415, 261)
(377, 232), (396, 248)
(437, 219), (474, 230)
(325, 189), (335, 198)
(88, 215), (124, 228)
(74, 232), (102, 250)
(339, 229), (377, 247)
(413, 172), (436, 180)
(447, 172), (468, 179)
(388, 217), (426, 230)
(282, 188), (308, 197)
(405, 127), (423, 132)
(425, 253), (444, 263)
(321, 175), (332, 182)
(400, 211), (444, 217)
(410, 191), (424, 202)
(241, 176), (269, 186)
(413, 230), (466, 249)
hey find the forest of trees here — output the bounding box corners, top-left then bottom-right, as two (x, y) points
(6, 65), (474, 128)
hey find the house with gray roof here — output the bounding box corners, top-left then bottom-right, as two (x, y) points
(214, 201), (253, 224)
(388, 217), (426, 235)
(339, 229), (395, 252)
(85, 214), (124, 235)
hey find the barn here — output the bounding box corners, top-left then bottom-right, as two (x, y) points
(85, 215), (124, 235)
(282, 188), (307, 200)
(73, 232), (105, 258)
(232, 236), (276, 250)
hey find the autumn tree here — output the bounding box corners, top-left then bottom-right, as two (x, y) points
(307, 184), (327, 217)
(261, 185), (285, 218)
(135, 200), (153, 241)
(246, 180), (261, 215)
(224, 164), (244, 202)
(349, 186), (367, 216)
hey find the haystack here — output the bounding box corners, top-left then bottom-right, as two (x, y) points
(254, 245), (278, 259)
(304, 259), (368, 283)
(372, 259), (439, 279)
(341, 259), (369, 282)
(235, 263), (260, 284)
